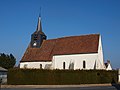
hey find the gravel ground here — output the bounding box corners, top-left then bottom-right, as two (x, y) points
(1, 83), (112, 88)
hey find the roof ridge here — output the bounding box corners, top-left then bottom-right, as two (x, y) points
(47, 33), (100, 41)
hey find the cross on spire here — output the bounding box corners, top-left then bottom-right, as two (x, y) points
(39, 7), (41, 17)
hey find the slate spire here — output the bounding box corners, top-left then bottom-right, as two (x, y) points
(35, 14), (46, 36)
(36, 15), (42, 33)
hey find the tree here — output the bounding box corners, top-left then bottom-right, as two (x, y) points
(0, 53), (16, 69)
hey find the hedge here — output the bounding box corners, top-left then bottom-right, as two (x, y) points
(7, 69), (118, 85)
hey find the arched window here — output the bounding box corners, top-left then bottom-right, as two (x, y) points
(24, 64), (28, 69)
(63, 62), (65, 69)
(83, 61), (86, 69)
(40, 64), (42, 69)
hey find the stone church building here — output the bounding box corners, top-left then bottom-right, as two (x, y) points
(20, 16), (112, 70)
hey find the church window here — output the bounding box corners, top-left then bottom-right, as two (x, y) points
(34, 34), (38, 40)
(83, 61), (86, 69)
(63, 62), (65, 69)
(24, 64), (28, 69)
(40, 64), (42, 69)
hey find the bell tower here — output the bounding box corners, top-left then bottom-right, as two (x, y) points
(31, 16), (47, 48)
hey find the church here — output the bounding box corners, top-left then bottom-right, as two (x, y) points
(20, 16), (112, 70)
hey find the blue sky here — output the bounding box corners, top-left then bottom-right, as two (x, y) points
(0, 0), (120, 69)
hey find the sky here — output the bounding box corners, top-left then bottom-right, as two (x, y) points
(0, 0), (120, 69)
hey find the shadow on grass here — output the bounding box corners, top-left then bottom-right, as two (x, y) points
(111, 78), (120, 90)
(112, 83), (120, 90)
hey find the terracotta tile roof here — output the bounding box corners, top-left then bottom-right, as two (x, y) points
(20, 34), (99, 62)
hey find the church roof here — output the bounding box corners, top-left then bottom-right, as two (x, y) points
(21, 34), (99, 62)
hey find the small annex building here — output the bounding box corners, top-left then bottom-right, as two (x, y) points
(0, 67), (7, 84)
(20, 16), (110, 70)
(104, 60), (112, 70)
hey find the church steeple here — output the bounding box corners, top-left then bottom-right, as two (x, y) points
(36, 16), (42, 33)
(30, 15), (47, 48)
(35, 15), (46, 35)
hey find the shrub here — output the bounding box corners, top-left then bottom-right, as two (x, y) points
(7, 69), (118, 85)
